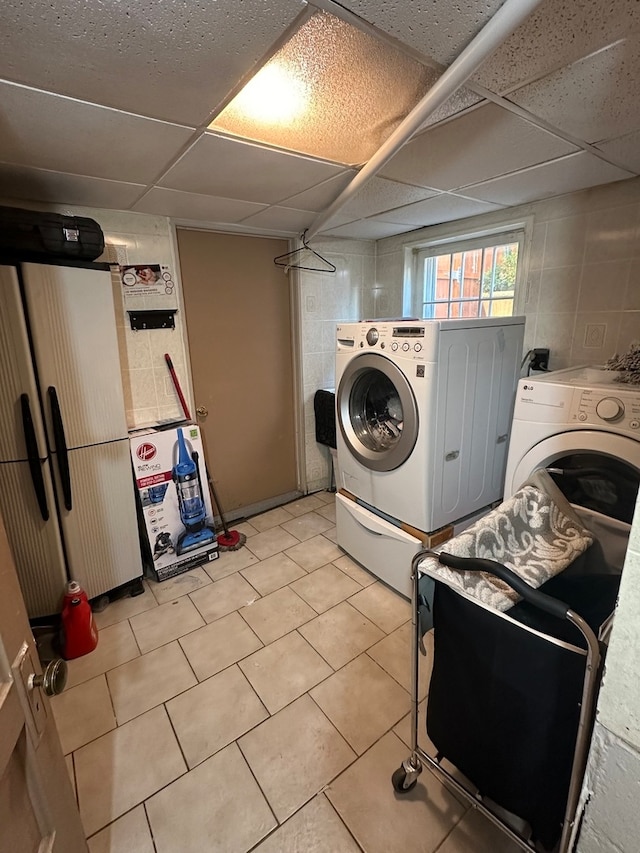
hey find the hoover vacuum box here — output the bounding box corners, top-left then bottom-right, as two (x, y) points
(130, 424), (219, 582)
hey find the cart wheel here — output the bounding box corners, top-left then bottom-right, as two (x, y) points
(392, 767), (418, 793)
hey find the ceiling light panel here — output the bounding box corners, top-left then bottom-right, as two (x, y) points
(210, 10), (440, 166)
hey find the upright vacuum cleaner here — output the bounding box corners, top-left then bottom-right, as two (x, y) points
(172, 428), (217, 555)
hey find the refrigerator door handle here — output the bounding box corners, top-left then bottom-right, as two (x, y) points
(20, 393), (50, 521)
(48, 386), (73, 511)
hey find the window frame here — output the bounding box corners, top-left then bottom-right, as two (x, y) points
(402, 217), (533, 320)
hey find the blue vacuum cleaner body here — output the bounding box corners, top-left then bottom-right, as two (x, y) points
(172, 428), (216, 555)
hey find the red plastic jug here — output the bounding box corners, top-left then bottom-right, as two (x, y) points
(62, 591), (98, 660)
(63, 580), (88, 607)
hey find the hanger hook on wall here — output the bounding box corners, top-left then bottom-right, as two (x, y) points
(273, 230), (336, 274)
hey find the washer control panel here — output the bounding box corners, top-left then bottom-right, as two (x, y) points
(337, 322), (431, 359)
(570, 387), (640, 433)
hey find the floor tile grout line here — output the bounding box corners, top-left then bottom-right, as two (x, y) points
(162, 699), (191, 774)
(142, 801), (159, 853)
(321, 792), (368, 853)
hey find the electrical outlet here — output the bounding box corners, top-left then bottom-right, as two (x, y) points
(530, 348), (550, 371)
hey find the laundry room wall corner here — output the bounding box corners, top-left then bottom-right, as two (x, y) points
(298, 236), (375, 493)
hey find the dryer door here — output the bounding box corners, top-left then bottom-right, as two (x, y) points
(508, 430), (640, 524)
(337, 353), (419, 472)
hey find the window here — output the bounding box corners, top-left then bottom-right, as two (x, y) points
(404, 227), (525, 320)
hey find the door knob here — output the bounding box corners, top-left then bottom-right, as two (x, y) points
(196, 406), (209, 418)
(28, 658), (68, 696)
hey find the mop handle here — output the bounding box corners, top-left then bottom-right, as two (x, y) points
(165, 353), (191, 421)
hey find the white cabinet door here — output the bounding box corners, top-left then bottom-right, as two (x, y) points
(21, 263), (128, 450)
(57, 439), (142, 601)
(0, 460), (67, 619)
(0, 266), (48, 464)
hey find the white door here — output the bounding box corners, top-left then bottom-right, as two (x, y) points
(0, 513), (88, 853)
(21, 262), (128, 449)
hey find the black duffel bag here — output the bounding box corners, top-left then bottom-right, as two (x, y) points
(0, 205), (105, 262)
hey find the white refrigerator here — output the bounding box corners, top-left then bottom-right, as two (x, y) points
(0, 260), (142, 618)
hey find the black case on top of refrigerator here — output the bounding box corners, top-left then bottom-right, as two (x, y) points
(0, 205), (105, 263)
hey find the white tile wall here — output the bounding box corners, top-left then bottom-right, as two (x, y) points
(298, 237), (375, 493)
(374, 175), (640, 371)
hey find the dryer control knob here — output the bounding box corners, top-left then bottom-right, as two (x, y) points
(366, 328), (379, 346)
(596, 397), (625, 421)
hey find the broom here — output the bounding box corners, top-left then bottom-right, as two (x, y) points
(164, 353), (246, 551)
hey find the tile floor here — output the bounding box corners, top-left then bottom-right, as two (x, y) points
(53, 492), (520, 853)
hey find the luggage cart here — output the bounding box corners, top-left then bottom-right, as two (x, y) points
(391, 477), (620, 852)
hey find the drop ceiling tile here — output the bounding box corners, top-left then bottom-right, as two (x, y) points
(475, 0), (640, 94)
(278, 172), (357, 213)
(133, 187), (266, 222)
(462, 152), (633, 206)
(320, 220), (411, 240)
(337, 0), (504, 65)
(0, 81), (194, 184)
(238, 206), (316, 233)
(0, 0), (306, 125)
(0, 163), (145, 209)
(508, 39), (640, 144)
(596, 131), (640, 174)
(160, 133), (348, 204)
(380, 103), (577, 191)
(370, 193), (504, 227)
(323, 178), (439, 229)
(417, 89), (483, 131)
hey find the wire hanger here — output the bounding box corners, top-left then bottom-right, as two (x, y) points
(274, 230), (336, 274)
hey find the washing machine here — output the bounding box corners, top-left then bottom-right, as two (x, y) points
(504, 366), (640, 571)
(335, 317), (524, 596)
(336, 317), (525, 531)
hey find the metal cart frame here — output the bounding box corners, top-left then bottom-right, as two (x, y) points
(392, 548), (602, 853)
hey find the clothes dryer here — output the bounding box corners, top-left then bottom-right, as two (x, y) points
(335, 317), (525, 533)
(504, 366), (640, 570)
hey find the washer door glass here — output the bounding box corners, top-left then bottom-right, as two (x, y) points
(548, 452), (639, 525)
(337, 353), (419, 472)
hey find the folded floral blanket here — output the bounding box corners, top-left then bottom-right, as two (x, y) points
(420, 471), (594, 612)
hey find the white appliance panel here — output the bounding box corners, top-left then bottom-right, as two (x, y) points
(504, 368), (640, 499)
(0, 459), (67, 617)
(434, 333), (470, 523)
(336, 493), (422, 598)
(57, 439), (141, 601)
(433, 322), (524, 528)
(0, 266), (48, 463)
(22, 263), (128, 450)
